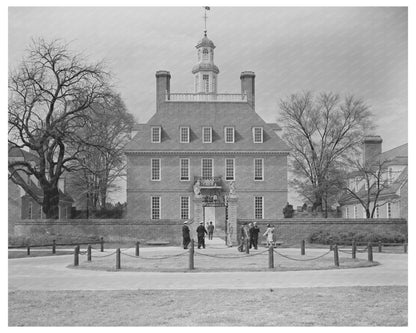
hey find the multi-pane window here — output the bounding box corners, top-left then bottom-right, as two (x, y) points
(151, 196), (161, 220)
(151, 127), (161, 143)
(388, 168), (393, 184)
(151, 159), (161, 181)
(375, 206), (380, 218)
(212, 76), (216, 92)
(225, 127), (235, 143)
(254, 158), (264, 181)
(387, 202), (392, 218)
(202, 158), (213, 179)
(180, 196), (190, 220)
(180, 158), (190, 181)
(203, 127), (212, 143)
(225, 158), (235, 181)
(254, 196), (264, 219)
(180, 127), (190, 143)
(203, 75), (209, 93)
(354, 205), (358, 218)
(345, 207), (349, 218)
(253, 127), (263, 143)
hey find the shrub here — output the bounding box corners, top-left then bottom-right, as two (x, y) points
(308, 230), (406, 245)
(283, 202), (294, 218)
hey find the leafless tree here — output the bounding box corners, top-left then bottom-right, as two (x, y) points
(67, 94), (135, 213)
(279, 92), (373, 213)
(8, 38), (111, 218)
(342, 159), (391, 218)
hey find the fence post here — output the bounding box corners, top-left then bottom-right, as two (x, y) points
(87, 244), (92, 261)
(404, 243), (408, 253)
(329, 244), (333, 251)
(301, 240), (305, 255)
(52, 240), (56, 254)
(135, 241), (140, 256)
(189, 239), (194, 270)
(100, 237), (104, 252)
(245, 239), (250, 254)
(74, 246), (79, 266)
(352, 240), (356, 259)
(367, 242), (373, 262)
(378, 241), (382, 253)
(268, 245), (274, 269)
(116, 248), (121, 270)
(333, 244), (339, 267)
(27, 245), (30, 256)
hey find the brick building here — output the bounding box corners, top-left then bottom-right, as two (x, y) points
(125, 32), (290, 242)
(339, 136), (408, 219)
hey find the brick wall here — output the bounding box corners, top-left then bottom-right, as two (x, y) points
(10, 219), (186, 247)
(237, 218), (408, 244)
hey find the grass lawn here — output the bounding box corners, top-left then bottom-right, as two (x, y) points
(8, 286), (407, 326)
(73, 247), (378, 272)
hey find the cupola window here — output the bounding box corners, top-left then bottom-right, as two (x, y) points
(202, 48), (209, 61)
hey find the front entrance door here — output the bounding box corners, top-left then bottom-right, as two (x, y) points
(204, 207), (216, 227)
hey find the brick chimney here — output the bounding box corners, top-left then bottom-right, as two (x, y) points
(155, 70), (171, 112)
(240, 71), (255, 109)
(362, 135), (382, 164)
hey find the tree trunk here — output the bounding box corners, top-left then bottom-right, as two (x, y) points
(43, 186), (60, 219)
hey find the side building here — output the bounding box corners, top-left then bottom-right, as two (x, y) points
(339, 136), (408, 219)
(125, 32), (290, 242)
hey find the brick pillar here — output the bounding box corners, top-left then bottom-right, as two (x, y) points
(193, 197), (204, 236)
(228, 197), (238, 245)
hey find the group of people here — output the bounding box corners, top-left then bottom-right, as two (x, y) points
(238, 222), (275, 252)
(182, 220), (215, 249)
(182, 220), (276, 251)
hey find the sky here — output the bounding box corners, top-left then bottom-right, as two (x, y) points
(8, 6), (408, 204)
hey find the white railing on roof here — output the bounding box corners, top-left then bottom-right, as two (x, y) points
(167, 92), (247, 102)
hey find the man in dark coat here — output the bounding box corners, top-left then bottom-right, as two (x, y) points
(182, 221), (191, 249)
(196, 222), (208, 249)
(251, 222), (260, 250)
(207, 221), (215, 240)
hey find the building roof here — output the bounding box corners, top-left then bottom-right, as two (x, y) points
(196, 34), (215, 49)
(8, 144), (38, 161)
(125, 101), (290, 153)
(379, 143), (408, 165)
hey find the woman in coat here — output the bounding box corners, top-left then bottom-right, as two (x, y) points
(263, 224), (274, 247)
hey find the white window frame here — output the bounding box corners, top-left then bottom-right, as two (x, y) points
(180, 196), (190, 220)
(254, 196), (264, 219)
(225, 158), (235, 181)
(180, 158), (190, 181)
(151, 126), (161, 143)
(203, 74), (209, 93)
(202, 48), (209, 61)
(151, 158), (161, 181)
(254, 158), (264, 181)
(375, 206), (380, 218)
(253, 127), (263, 143)
(345, 207), (349, 218)
(202, 127), (212, 143)
(354, 205), (358, 219)
(201, 158), (214, 179)
(151, 196), (161, 220)
(224, 127), (235, 143)
(180, 127), (190, 143)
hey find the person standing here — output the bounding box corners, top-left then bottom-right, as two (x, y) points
(238, 223), (249, 252)
(182, 221), (191, 249)
(248, 223), (254, 249)
(207, 221), (215, 240)
(251, 222), (260, 250)
(263, 223), (275, 247)
(196, 222), (208, 249)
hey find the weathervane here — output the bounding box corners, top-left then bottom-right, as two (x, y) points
(203, 6), (210, 36)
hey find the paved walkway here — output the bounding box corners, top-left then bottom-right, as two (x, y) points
(9, 240), (407, 291)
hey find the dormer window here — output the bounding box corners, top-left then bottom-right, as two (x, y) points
(202, 127), (212, 143)
(151, 126), (161, 143)
(180, 127), (190, 143)
(253, 127), (263, 143)
(225, 127), (235, 143)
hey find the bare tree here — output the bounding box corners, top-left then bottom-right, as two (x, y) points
(67, 94), (135, 213)
(8, 38), (110, 218)
(342, 159), (391, 218)
(279, 92), (373, 213)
